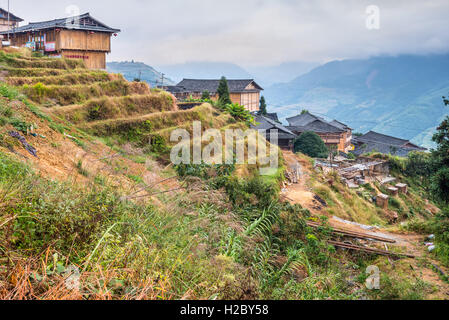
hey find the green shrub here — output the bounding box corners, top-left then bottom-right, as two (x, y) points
(431, 167), (449, 204)
(224, 103), (254, 124)
(294, 131), (328, 158)
(389, 197), (401, 209)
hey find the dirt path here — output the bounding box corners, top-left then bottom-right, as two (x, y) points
(282, 151), (323, 214)
(282, 151), (449, 299)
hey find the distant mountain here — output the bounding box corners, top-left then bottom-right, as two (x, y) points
(246, 61), (319, 87)
(107, 61), (174, 87)
(264, 54), (449, 148)
(158, 62), (253, 83)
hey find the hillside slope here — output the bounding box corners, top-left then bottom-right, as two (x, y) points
(107, 61), (175, 87)
(1, 48), (447, 300)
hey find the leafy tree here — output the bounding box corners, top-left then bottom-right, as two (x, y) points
(293, 131), (329, 158)
(405, 151), (434, 177)
(389, 146), (399, 155)
(431, 167), (449, 203)
(431, 96), (449, 203)
(217, 76), (231, 106)
(433, 116), (449, 166)
(201, 90), (211, 100)
(301, 109), (309, 115)
(225, 103), (254, 125)
(259, 96), (267, 115)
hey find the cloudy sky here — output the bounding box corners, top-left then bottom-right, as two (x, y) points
(4, 0), (449, 67)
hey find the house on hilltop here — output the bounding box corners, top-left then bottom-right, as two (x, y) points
(0, 8), (22, 33)
(166, 79), (263, 112)
(0, 13), (120, 69)
(352, 131), (427, 157)
(286, 112), (353, 153)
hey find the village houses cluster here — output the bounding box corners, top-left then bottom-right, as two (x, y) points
(0, 7), (426, 161)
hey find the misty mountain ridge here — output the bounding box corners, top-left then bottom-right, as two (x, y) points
(246, 61), (319, 87)
(158, 62), (252, 84)
(107, 61), (175, 87)
(157, 61), (318, 87)
(264, 54), (449, 148)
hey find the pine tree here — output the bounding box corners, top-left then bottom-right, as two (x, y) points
(259, 96), (267, 115)
(217, 76), (231, 106)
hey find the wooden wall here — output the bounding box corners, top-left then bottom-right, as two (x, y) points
(0, 19), (19, 32)
(57, 30), (111, 52)
(61, 50), (106, 69)
(173, 91), (260, 112)
(240, 92), (260, 112)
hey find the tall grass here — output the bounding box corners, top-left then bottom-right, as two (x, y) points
(22, 81), (150, 105)
(6, 71), (112, 86)
(0, 51), (85, 69)
(0, 152), (252, 300)
(50, 93), (176, 124)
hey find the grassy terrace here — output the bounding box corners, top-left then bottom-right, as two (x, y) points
(0, 47), (442, 300)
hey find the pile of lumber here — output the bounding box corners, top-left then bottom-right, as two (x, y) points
(306, 221), (415, 259)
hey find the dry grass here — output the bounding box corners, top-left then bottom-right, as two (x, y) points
(83, 104), (233, 137)
(0, 55), (85, 70)
(22, 80), (150, 106)
(5, 71), (113, 86)
(0, 67), (87, 77)
(49, 93), (177, 124)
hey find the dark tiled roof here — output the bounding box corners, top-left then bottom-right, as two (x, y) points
(288, 119), (345, 134)
(176, 79), (263, 93)
(252, 115), (296, 138)
(286, 112), (325, 127)
(265, 113), (279, 122)
(353, 141), (419, 157)
(330, 120), (352, 131)
(355, 131), (425, 150)
(0, 13), (120, 35)
(165, 85), (186, 93)
(0, 8), (23, 22)
(286, 112), (352, 135)
(352, 130), (427, 156)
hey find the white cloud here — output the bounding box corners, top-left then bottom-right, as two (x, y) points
(5, 0), (449, 67)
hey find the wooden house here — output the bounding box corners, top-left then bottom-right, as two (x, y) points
(0, 8), (22, 33)
(166, 79), (264, 112)
(0, 13), (120, 69)
(252, 114), (297, 150)
(352, 131), (427, 157)
(286, 112), (353, 153)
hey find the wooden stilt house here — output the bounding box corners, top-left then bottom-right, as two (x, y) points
(0, 13), (120, 69)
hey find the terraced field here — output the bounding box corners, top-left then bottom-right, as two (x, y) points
(0, 47), (241, 152)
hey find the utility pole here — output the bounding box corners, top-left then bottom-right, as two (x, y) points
(161, 73), (165, 87)
(7, 0), (10, 41)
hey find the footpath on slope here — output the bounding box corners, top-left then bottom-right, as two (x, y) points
(282, 150), (449, 299)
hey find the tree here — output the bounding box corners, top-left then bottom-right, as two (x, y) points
(430, 94), (449, 203)
(301, 109), (309, 115)
(217, 76), (231, 106)
(293, 131), (329, 158)
(431, 167), (449, 203)
(225, 103), (254, 124)
(259, 96), (267, 115)
(201, 90), (211, 100)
